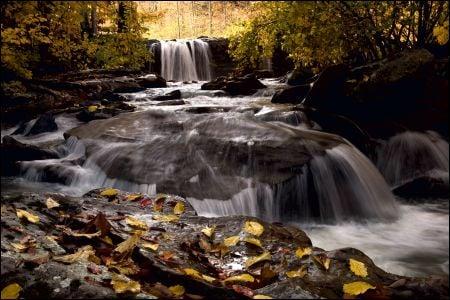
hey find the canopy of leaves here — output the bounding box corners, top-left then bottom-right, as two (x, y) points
(1, 1), (151, 79)
(227, 1), (449, 70)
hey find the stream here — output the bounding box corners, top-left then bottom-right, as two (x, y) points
(2, 78), (448, 278)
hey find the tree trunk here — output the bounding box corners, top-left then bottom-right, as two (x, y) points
(91, 1), (98, 37)
(118, 1), (127, 33)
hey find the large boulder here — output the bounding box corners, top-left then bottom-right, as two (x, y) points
(271, 85), (310, 104)
(393, 172), (449, 199)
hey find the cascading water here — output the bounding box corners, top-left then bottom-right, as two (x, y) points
(17, 110), (399, 224)
(377, 131), (449, 186)
(154, 39), (212, 82)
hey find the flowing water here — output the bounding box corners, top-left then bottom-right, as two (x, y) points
(2, 72), (448, 277)
(151, 39), (213, 82)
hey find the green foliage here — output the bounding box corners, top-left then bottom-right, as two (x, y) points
(227, 1), (449, 69)
(1, 1), (151, 79)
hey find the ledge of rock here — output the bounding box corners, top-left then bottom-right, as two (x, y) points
(1, 189), (447, 299)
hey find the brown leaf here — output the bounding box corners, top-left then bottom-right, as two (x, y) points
(113, 232), (142, 258)
(85, 212), (111, 237)
(313, 254), (331, 270)
(54, 245), (98, 264)
(159, 251), (175, 262)
(139, 198), (153, 208)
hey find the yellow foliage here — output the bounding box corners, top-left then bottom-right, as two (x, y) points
(125, 216), (148, 230)
(349, 259), (368, 277)
(100, 188), (119, 198)
(111, 274), (141, 294)
(295, 247), (312, 259)
(46, 197), (60, 209)
(223, 274), (255, 283)
(343, 281), (375, 296)
(243, 220), (264, 236)
(169, 285), (185, 297)
(1, 283), (21, 300)
(16, 209), (39, 223)
(245, 251), (272, 268)
(201, 226), (215, 238)
(286, 265), (307, 278)
(173, 201), (185, 215)
(223, 236), (240, 247)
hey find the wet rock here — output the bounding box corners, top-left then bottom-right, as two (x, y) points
(286, 67), (315, 86)
(136, 74), (167, 88)
(65, 110), (343, 200)
(1, 189), (447, 300)
(254, 69), (274, 79)
(13, 113), (58, 136)
(201, 74), (266, 96)
(303, 64), (350, 113)
(1, 136), (59, 176)
(76, 110), (111, 123)
(155, 100), (186, 106)
(271, 85), (310, 104)
(153, 90), (182, 101)
(393, 174), (449, 199)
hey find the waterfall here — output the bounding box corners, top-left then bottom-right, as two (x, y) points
(377, 131), (449, 186)
(189, 143), (398, 223)
(18, 111), (399, 224)
(154, 39), (212, 82)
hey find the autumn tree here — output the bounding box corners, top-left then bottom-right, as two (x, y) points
(227, 1), (449, 71)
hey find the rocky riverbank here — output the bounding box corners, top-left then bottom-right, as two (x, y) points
(1, 70), (167, 127)
(1, 189), (448, 299)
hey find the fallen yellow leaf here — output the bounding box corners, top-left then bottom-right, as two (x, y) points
(253, 295), (273, 299)
(313, 254), (331, 270)
(245, 251), (272, 268)
(87, 105), (98, 113)
(152, 214), (179, 222)
(108, 259), (140, 275)
(46, 197), (60, 209)
(295, 247), (312, 259)
(201, 226), (215, 238)
(100, 188), (119, 198)
(286, 265), (307, 278)
(223, 274), (255, 283)
(64, 228), (102, 238)
(243, 220), (264, 236)
(223, 235), (240, 247)
(114, 232), (142, 255)
(242, 237), (262, 247)
(343, 281), (375, 296)
(183, 268), (202, 280)
(16, 209), (39, 223)
(140, 241), (159, 251)
(173, 201), (185, 215)
(125, 194), (142, 201)
(349, 258), (368, 277)
(169, 285), (185, 297)
(53, 245), (97, 264)
(111, 274), (141, 294)
(1, 283), (21, 300)
(201, 274), (216, 283)
(125, 216), (148, 230)
(9, 242), (28, 252)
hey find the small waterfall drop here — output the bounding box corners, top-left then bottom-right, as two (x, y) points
(155, 39), (212, 82)
(377, 131), (449, 186)
(189, 143), (399, 223)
